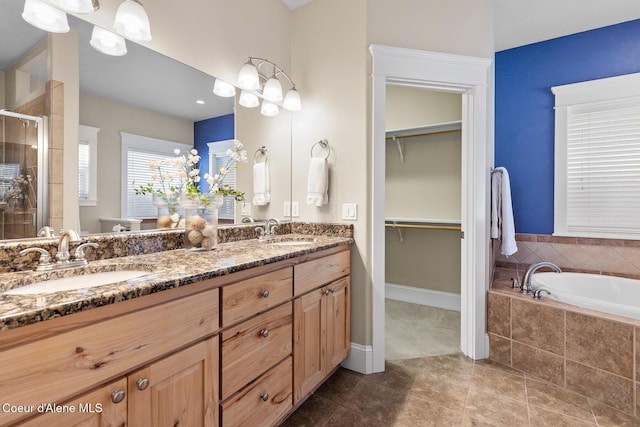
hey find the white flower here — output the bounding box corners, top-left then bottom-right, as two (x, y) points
(173, 148), (181, 155)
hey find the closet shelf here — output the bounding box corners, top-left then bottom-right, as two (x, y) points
(385, 217), (461, 225)
(385, 120), (462, 141)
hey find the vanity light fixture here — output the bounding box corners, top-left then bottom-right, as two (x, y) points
(233, 57), (302, 116)
(213, 79), (236, 98)
(114, 0), (152, 42)
(22, 0), (70, 33)
(48, 0), (99, 14)
(90, 26), (127, 56)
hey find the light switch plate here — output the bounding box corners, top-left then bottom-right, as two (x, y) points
(240, 202), (252, 217)
(291, 201), (300, 217)
(342, 203), (357, 220)
(284, 202), (291, 217)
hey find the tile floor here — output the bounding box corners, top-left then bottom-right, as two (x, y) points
(282, 354), (640, 426)
(283, 300), (639, 426)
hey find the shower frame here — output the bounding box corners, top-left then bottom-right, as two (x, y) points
(0, 110), (49, 238)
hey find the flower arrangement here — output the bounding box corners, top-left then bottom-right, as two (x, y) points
(1, 174), (33, 207)
(134, 139), (248, 206)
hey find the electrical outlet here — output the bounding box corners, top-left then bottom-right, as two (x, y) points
(342, 203), (357, 220)
(284, 202), (291, 217)
(291, 201), (300, 217)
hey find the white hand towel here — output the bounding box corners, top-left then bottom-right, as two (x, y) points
(306, 157), (328, 207)
(252, 160), (270, 206)
(491, 167), (518, 256)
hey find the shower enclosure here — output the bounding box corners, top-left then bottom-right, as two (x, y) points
(0, 110), (47, 240)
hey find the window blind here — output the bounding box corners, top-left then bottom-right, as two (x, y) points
(126, 148), (181, 219)
(213, 154), (236, 220)
(565, 101), (640, 235)
(78, 141), (90, 200)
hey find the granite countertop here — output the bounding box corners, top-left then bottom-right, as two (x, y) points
(0, 234), (353, 331)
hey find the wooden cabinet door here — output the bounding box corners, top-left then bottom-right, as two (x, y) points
(293, 289), (326, 404)
(325, 277), (350, 371)
(18, 378), (127, 427)
(128, 338), (218, 427)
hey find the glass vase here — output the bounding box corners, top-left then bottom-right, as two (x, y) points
(153, 193), (182, 229)
(180, 193), (223, 251)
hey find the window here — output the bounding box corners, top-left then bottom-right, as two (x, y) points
(208, 140), (237, 221)
(78, 125), (99, 206)
(121, 132), (191, 219)
(552, 73), (640, 239)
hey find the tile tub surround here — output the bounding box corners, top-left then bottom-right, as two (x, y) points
(0, 231), (353, 332)
(488, 268), (640, 417)
(495, 233), (640, 279)
(0, 222), (353, 273)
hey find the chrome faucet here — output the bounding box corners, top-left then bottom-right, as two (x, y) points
(56, 229), (81, 263)
(521, 261), (562, 295)
(255, 218), (280, 240)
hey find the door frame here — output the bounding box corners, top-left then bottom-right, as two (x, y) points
(370, 45), (492, 372)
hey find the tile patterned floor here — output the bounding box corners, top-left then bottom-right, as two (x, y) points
(281, 354), (640, 426)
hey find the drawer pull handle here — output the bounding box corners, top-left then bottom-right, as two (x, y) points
(111, 390), (126, 404)
(260, 329), (270, 338)
(260, 392), (269, 402)
(136, 378), (150, 391)
(260, 290), (270, 298)
(323, 289), (330, 295)
(329, 287), (336, 293)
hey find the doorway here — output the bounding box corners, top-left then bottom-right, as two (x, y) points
(384, 85), (463, 360)
(370, 45), (492, 373)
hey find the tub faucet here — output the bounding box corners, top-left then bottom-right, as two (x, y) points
(522, 261), (562, 295)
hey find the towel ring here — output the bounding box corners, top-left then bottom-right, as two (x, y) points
(310, 138), (330, 159)
(254, 146), (268, 163)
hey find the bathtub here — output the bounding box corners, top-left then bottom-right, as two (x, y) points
(531, 272), (640, 320)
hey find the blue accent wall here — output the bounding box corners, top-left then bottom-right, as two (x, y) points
(194, 113), (234, 189)
(495, 19), (640, 234)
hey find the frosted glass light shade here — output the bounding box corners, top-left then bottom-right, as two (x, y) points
(114, 0), (151, 42)
(262, 76), (283, 102)
(90, 26), (127, 56)
(213, 79), (236, 97)
(283, 88), (302, 111)
(239, 91), (259, 108)
(261, 101), (279, 117)
(22, 0), (70, 33)
(48, 0), (99, 14)
(237, 63), (260, 90)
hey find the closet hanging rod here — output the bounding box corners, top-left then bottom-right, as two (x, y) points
(385, 128), (461, 141)
(385, 223), (461, 231)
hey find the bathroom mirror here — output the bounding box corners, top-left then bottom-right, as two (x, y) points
(0, 0), (293, 237)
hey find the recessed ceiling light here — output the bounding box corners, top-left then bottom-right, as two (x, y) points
(196, 100), (205, 105)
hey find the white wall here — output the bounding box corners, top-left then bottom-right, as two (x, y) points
(78, 92), (193, 233)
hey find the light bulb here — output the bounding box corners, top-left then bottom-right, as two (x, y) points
(22, 0), (70, 33)
(283, 87), (302, 111)
(262, 75), (283, 102)
(90, 26), (127, 56)
(213, 79), (236, 97)
(261, 101), (279, 117)
(114, 0), (152, 42)
(237, 62), (260, 90)
(239, 90), (259, 108)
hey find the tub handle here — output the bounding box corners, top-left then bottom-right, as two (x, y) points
(533, 288), (551, 300)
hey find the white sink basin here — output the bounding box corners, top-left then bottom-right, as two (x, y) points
(4, 270), (151, 295)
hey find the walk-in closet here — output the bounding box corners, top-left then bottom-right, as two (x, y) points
(384, 85), (462, 360)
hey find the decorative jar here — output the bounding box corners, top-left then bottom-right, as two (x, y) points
(153, 193), (182, 229)
(180, 193), (223, 251)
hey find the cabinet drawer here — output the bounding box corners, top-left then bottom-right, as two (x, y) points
(0, 289), (219, 426)
(222, 267), (292, 326)
(222, 357), (293, 427)
(221, 302), (292, 400)
(294, 250), (350, 296)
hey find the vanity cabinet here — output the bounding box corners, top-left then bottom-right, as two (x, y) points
(293, 251), (351, 404)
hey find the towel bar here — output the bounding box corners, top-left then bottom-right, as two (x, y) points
(254, 146), (268, 163)
(311, 138), (330, 159)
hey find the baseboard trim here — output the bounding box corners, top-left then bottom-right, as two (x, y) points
(386, 282), (461, 312)
(341, 343), (374, 374)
